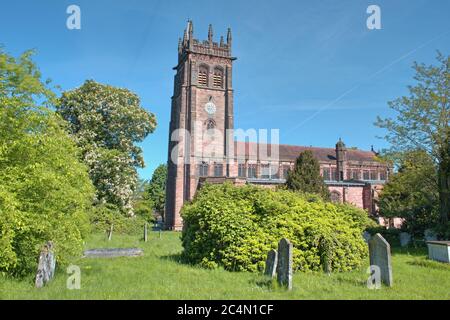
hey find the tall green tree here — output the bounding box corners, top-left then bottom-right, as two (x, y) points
(147, 164), (168, 215)
(285, 150), (330, 199)
(57, 80), (157, 216)
(376, 53), (450, 224)
(132, 178), (154, 222)
(0, 49), (94, 276)
(377, 150), (439, 235)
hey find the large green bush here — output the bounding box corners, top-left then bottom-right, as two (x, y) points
(0, 49), (95, 276)
(181, 183), (371, 273)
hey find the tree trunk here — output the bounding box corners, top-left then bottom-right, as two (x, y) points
(438, 159), (450, 224)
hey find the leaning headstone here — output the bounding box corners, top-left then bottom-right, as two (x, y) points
(276, 238), (293, 290)
(144, 223), (148, 242)
(264, 249), (278, 278)
(424, 229), (438, 242)
(83, 248), (144, 258)
(368, 233), (393, 287)
(399, 232), (411, 247)
(35, 241), (56, 288)
(108, 224), (113, 241)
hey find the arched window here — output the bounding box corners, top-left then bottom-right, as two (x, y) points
(330, 191), (341, 203)
(213, 67), (224, 88)
(198, 65), (209, 86)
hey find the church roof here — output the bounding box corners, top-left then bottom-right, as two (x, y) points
(233, 141), (378, 163)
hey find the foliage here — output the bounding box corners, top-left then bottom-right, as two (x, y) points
(285, 150), (330, 200)
(1, 233), (450, 299)
(181, 183), (370, 273)
(57, 80), (157, 216)
(132, 179), (155, 223)
(146, 164), (167, 215)
(0, 49), (95, 276)
(375, 53), (450, 224)
(89, 203), (148, 235)
(366, 226), (402, 247)
(377, 150), (439, 235)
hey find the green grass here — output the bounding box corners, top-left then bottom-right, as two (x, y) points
(1, 232), (449, 300)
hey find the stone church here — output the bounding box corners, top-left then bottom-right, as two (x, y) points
(164, 21), (390, 230)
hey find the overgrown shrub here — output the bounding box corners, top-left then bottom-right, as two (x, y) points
(89, 203), (148, 235)
(0, 109), (94, 277)
(0, 49), (95, 277)
(181, 183), (370, 273)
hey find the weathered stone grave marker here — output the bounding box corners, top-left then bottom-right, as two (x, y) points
(424, 229), (438, 242)
(83, 248), (144, 258)
(35, 241), (56, 288)
(368, 233), (393, 287)
(108, 224), (113, 241)
(399, 232), (411, 247)
(276, 238), (293, 290)
(264, 249), (278, 278)
(426, 241), (450, 263)
(144, 223), (148, 242)
(363, 231), (372, 243)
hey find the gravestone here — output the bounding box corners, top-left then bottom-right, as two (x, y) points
(399, 232), (411, 247)
(426, 241), (450, 263)
(83, 248), (143, 258)
(368, 233), (393, 287)
(264, 249), (278, 278)
(424, 229), (438, 242)
(144, 223), (148, 242)
(276, 238), (293, 290)
(108, 224), (113, 241)
(35, 241), (56, 288)
(362, 231), (372, 243)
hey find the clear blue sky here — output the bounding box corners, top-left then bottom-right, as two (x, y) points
(1, 0), (449, 180)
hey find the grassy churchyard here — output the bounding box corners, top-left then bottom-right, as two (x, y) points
(1, 231), (449, 300)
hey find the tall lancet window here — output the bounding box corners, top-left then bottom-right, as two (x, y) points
(198, 65), (209, 86)
(213, 67), (224, 88)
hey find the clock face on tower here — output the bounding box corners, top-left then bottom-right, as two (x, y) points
(205, 101), (216, 115)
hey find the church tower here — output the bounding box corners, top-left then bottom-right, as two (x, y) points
(165, 21), (236, 230)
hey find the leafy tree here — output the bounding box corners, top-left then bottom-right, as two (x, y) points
(0, 49), (94, 276)
(57, 80), (157, 216)
(285, 150), (330, 199)
(376, 53), (450, 224)
(132, 178), (154, 223)
(147, 164), (167, 215)
(377, 150), (439, 235)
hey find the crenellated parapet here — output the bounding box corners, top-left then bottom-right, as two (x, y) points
(178, 20), (233, 62)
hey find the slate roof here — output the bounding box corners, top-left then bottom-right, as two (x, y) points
(234, 141), (378, 163)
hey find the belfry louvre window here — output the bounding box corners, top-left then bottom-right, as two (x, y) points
(198, 66), (208, 86)
(213, 68), (224, 88)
